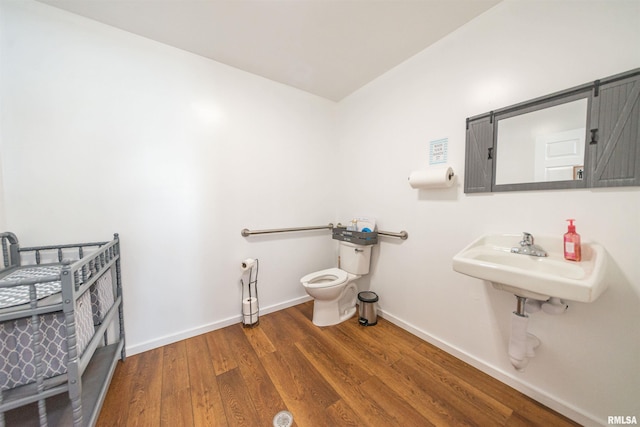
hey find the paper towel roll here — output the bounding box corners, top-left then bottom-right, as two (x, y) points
(408, 166), (455, 189)
(242, 297), (259, 324)
(241, 258), (256, 271)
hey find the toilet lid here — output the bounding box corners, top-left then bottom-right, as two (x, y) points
(300, 268), (347, 288)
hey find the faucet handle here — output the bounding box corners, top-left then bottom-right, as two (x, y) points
(521, 232), (534, 246)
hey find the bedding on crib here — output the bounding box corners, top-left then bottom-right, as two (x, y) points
(90, 268), (115, 326)
(0, 266), (64, 309)
(0, 264), (116, 392)
(0, 289), (93, 391)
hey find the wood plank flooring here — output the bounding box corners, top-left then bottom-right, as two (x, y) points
(97, 302), (579, 426)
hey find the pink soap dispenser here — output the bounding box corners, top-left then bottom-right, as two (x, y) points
(564, 219), (581, 262)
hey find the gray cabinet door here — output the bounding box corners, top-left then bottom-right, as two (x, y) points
(464, 117), (494, 193)
(589, 74), (640, 187)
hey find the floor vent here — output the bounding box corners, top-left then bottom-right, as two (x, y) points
(273, 410), (293, 427)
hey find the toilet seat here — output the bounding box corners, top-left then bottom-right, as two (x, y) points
(300, 268), (348, 289)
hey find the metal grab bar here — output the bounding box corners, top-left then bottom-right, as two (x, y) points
(335, 223), (408, 240)
(241, 223), (334, 237)
(242, 223), (408, 240)
(378, 230), (409, 240)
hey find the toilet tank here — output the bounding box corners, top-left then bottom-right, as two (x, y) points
(339, 241), (372, 275)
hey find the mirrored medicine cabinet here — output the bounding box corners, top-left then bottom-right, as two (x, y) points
(464, 68), (640, 193)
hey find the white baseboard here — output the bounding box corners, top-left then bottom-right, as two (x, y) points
(126, 295), (312, 356)
(378, 308), (603, 427)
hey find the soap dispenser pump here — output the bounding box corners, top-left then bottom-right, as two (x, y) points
(564, 219), (581, 261)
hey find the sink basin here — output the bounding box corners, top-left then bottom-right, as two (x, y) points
(452, 234), (607, 302)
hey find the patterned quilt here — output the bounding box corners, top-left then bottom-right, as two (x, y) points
(0, 266), (63, 309)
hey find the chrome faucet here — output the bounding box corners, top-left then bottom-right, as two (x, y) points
(511, 232), (547, 257)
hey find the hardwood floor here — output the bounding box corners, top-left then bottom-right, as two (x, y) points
(97, 302), (579, 426)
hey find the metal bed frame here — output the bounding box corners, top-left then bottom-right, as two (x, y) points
(0, 232), (125, 427)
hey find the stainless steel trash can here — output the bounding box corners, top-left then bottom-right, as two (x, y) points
(358, 291), (379, 326)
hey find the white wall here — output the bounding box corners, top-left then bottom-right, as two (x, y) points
(336, 1), (639, 425)
(0, 146), (5, 230)
(0, 2), (6, 230)
(1, 0), (639, 425)
(0, 0), (337, 353)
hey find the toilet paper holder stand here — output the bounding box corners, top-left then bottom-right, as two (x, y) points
(240, 259), (260, 328)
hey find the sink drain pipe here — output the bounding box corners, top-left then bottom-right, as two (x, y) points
(509, 296), (540, 371)
(508, 295), (569, 370)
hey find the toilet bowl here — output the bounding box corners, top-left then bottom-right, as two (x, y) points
(301, 268), (359, 326)
(300, 241), (373, 326)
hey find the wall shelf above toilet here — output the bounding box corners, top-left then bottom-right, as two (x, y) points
(332, 227), (378, 245)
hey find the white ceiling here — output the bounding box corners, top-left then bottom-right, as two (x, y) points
(37, 0), (501, 101)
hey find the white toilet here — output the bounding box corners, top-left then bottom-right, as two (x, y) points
(300, 241), (372, 326)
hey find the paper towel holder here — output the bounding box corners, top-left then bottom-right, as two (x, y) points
(408, 166), (456, 189)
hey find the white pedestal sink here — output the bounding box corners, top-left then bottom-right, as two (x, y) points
(452, 233), (608, 302)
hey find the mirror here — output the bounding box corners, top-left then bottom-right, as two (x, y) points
(495, 98), (588, 185)
(464, 67), (640, 193)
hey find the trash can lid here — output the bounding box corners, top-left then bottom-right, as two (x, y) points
(358, 291), (379, 303)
